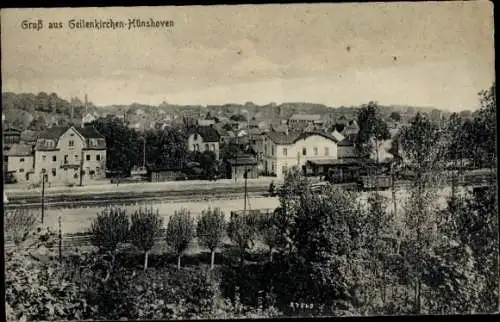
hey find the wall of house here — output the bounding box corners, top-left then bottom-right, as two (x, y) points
(263, 134), (338, 178)
(82, 149), (107, 182)
(187, 133), (220, 160)
(34, 150), (62, 183)
(7, 155), (34, 182)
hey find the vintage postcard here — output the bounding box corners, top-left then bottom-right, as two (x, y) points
(2, 2), (497, 320)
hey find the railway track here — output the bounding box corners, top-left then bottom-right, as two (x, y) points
(4, 171), (493, 210)
(4, 191), (266, 210)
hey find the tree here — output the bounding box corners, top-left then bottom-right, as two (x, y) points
(256, 210), (286, 262)
(398, 113), (444, 313)
(274, 174), (366, 309)
(166, 209), (196, 269)
(230, 114), (247, 122)
(474, 83), (496, 168)
(355, 102), (391, 163)
(129, 207), (164, 271)
(89, 208), (130, 282)
(227, 212), (258, 267)
(90, 207), (129, 253)
(197, 207), (226, 269)
(389, 112), (401, 122)
(90, 117), (140, 175)
(4, 209), (38, 246)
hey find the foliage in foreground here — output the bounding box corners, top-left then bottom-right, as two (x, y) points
(129, 207), (164, 271)
(165, 208), (196, 269)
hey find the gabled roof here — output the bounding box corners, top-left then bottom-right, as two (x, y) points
(3, 127), (22, 134)
(267, 130), (339, 145)
(189, 126), (220, 142)
(5, 143), (33, 156)
(38, 126), (69, 140)
(289, 114), (322, 121)
(75, 126), (105, 139)
(20, 130), (41, 142)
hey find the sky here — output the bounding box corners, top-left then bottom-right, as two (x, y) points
(1, 2), (495, 111)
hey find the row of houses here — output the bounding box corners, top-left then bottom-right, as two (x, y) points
(185, 114), (394, 180)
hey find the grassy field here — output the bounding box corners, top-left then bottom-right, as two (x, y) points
(43, 196), (280, 235)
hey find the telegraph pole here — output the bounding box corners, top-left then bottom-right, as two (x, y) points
(243, 168), (248, 215)
(58, 216), (62, 263)
(41, 170), (46, 224)
(142, 137), (146, 167)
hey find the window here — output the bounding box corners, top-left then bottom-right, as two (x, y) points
(52, 155), (57, 162)
(75, 155), (79, 160)
(96, 167), (100, 173)
(282, 164), (288, 175)
(324, 147), (329, 156)
(20, 158), (25, 162)
(193, 144), (196, 151)
(52, 168), (56, 176)
(210, 144), (215, 151)
(42, 155), (46, 161)
(302, 147), (307, 156)
(96, 154), (101, 161)
(64, 155), (68, 164)
(86, 154), (91, 161)
(64, 168), (68, 172)
(283, 148), (287, 156)
(69, 140), (75, 147)
(314, 147), (318, 156)
(19, 168), (24, 173)
(272, 145), (275, 156)
(205, 144), (209, 151)
(70, 133), (74, 136)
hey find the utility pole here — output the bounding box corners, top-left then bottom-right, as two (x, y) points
(79, 150), (84, 187)
(58, 216), (62, 263)
(142, 137), (146, 168)
(243, 168), (248, 215)
(41, 170), (46, 224)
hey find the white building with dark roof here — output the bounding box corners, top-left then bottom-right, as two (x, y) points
(260, 130), (340, 178)
(8, 125), (108, 186)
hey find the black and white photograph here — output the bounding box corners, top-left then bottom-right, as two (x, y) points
(1, 2), (497, 320)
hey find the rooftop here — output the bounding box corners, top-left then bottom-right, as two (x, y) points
(5, 143), (34, 156)
(289, 114), (322, 121)
(267, 130), (339, 145)
(189, 125), (220, 142)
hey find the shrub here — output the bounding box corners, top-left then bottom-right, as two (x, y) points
(89, 207), (129, 253)
(4, 209), (38, 246)
(197, 207), (226, 269)
(227, 212), (258, 266)
(165, 208), (195, 269)
(129, 206), (164, 271)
